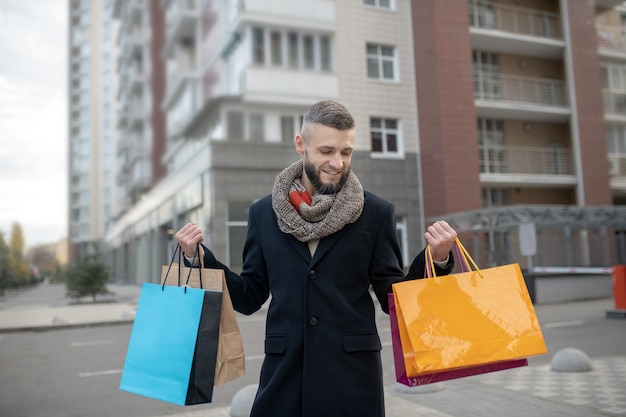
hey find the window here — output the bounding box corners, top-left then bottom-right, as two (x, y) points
(482, 188), (508, 208)
(366, 44), (396, 80)
(303, 35), (315, 69)
(364, 0), (392, 9)
(320, 35), (332, 71)
(370, 117), (400, 155)
(469, 0), (496, 29)
(287, 32), (299, 68)
(473, 51), (500, 100)
(477, 118), (505, 173)
(252, 28), (332, 73)
(228, 201), (250, 272)
(281, 116), (295, 143)
(252, 27), (265, 65)
(607, 125), (626, 154)
(227, 111), (244, 140)
(270, 31), (282, 66)
(395, 217), (409, 268)
(249, 114), (264, 141)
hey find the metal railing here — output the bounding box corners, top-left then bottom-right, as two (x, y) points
(468, 0), (561, 39)
(474, 72), (568, 107)
(603, 90), (626, 115)
(479, 145), (573, 175)
(608, 153), (626, 177)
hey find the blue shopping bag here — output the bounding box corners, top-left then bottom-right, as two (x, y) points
(119, 283), (222, 405)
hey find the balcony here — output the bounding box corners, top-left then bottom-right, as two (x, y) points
(237, 67), (338, 105)
(480, 145), (576, 187)
(128, 64), (145, 93)
(119, 28), (144, 55)
(128, 101), (145, 129)
(474, 72), (570, 121)
(603, 90), (626, 119)
(597, 25), (626, 57)
(164, 58), (197, 108)
(129, 158), (152, 191)
(595, 0), (626, 11)
(468, 0), (561, 39)
(166, 80), (199, 139)
(609, 153), (626, 176)
(164, 0), (199, 57)
(468, 0), (564, 59)
(230, 0), (334, 31)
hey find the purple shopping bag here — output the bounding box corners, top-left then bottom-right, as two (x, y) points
(388, 293), (528, 386)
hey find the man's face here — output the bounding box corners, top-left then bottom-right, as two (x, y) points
(296, 123), (355, 195)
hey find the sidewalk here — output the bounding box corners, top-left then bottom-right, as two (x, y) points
(0, 282), (139, 332)
(1, 283), (625, 417)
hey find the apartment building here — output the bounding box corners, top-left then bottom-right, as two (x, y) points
(409, 0), (626, 269)
(106, 0), (422, 283)
(599, 2), (626, 202)
(101, 0), (626, 284)
(68, 0), (118, 261)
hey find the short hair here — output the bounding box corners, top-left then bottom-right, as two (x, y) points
(300, 100), (355, 139)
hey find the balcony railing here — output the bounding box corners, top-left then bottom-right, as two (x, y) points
(597, 25), (626, 52)
(468, 0), (561, 39)
(603, 90), (626, 115)
(608, 153), (626, 177)
(480, 145), (573, 175)
(474, 72), (568, 107)
(165, 0), (198, 31)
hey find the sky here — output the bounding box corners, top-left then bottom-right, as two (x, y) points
(0, 0), (68, 247)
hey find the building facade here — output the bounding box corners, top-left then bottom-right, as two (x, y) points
(105, 0), (422, 283)
(409, 0), (626, 269)
(95, 0), (626, 283)
(68, 0), (118, 261)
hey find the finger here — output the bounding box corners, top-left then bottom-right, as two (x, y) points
(425, 221), (456, 243)
(425, 221), (457, 262)
(175, 224), (204, 254)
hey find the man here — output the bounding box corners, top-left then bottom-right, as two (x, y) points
(176, 100), (457, 417)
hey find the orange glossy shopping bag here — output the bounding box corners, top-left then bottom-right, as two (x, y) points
(392, 239), (547, 377)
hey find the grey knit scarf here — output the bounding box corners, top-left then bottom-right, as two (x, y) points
(272, 160), (365, 242)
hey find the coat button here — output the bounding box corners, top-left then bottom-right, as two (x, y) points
(309, 317), (318, 326)
(308, 270), (316, 279)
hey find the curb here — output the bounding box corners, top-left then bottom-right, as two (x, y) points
(0, 318), (135, 334)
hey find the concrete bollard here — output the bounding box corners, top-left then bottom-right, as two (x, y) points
(550, 347), (593, 372)
(230, 384), (258, 417)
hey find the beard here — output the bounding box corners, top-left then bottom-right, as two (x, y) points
(304, 159), (350, 195)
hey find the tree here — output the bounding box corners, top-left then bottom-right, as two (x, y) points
(0, 232), (11, 294)
(26, 246), (58, 278)
(9, 222), (28, 280)
(65, 254), (110, 302)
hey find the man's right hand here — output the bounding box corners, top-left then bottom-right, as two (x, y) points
(175, 223), (204, 258)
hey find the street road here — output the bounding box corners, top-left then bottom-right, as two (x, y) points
(0, 293), (624, 417)
(0, 312), (267, 417)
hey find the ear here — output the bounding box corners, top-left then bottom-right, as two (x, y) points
(295, 134), (305, 156)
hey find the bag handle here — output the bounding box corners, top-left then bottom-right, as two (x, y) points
(183, 244), (204, 291)
(161, 243), (204, 292)
(425, 238), (483, 281)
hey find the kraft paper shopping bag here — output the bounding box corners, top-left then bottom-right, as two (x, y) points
(161, 244), (245, 386)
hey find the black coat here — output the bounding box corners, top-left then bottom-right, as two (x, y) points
(201, 191), (452, 417)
